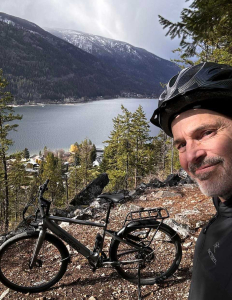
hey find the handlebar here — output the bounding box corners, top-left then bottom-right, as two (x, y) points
(22, 179), (50, 222)
(38, 179), (51, 217)
(39, 179), (50, 196)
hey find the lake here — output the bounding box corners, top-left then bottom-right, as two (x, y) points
(9, 98), (159, 155)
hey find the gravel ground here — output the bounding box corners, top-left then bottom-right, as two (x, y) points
(0, 184), (216, 300)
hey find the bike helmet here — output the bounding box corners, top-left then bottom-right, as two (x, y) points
(150, 62), (232, 137)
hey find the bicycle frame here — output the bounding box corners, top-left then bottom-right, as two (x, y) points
(30, 180), (164, 269)
(31, 208), (147, 268)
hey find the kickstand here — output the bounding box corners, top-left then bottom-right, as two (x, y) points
(137, 262), (142, 300)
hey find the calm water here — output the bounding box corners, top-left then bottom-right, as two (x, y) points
(9, 98), (159, 155)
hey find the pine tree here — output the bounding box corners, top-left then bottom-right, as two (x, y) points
(68, 166), (82, 199)
(0, 162), (5, 231)
(0, 70), (22, 232)
(40, 152), (65, 206)
(8, 152), (29, 225)
(102, 105), (153, 190)
(23, 148), (30, 160)
(68, 139), (98, 198)
(152, 130), (181, 177)
(131, 105), (151, 187)
(78, 139), (97, 186)
(159, 0), (232, 65)
(102, 106), (133, 190)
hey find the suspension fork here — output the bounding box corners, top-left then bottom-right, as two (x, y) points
(29, 228), (47, 268)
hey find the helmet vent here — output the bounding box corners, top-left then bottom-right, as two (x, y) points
(177, 64), (202, 87)
(169, 74), (178, 87)
(211, 70), (232, 81)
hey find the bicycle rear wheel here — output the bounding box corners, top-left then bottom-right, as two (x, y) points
(0, 231), (69, 293)
(110, 222), (182, 285)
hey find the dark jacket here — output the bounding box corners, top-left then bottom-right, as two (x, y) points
(189, 197), (232, 299)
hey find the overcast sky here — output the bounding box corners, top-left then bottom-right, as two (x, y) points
(0, 0), (191, 60)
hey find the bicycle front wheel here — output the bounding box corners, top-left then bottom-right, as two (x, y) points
(110, 222), (182, 285)
(0, 231), (69, 293)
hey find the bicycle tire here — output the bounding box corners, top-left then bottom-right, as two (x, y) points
(0, 231), (69, 293)
(110, 222), (182, 285)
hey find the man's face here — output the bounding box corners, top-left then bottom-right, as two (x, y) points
(171, 109), (232, 201)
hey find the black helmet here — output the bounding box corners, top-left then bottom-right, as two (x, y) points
(150, 62), (232, 137)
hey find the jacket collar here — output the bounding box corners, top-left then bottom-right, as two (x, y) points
(213, 196), (232, 217)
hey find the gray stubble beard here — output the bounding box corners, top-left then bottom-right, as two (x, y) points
(188, 157), (232, 199)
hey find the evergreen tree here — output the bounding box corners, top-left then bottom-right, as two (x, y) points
(40, 152), (65, 206)
(152, 130), (181, 177)
(102, 105), (133, 190)
(8, 152), (29, 225)
(102, 105), (152, 190)
(159, 0), (232, 65)
(165, 137), (181, 175)
(68, 139), (98, 198)
(0, 70), (22, 232)
(0, 162), (4, 231)
(68, 166), (82, 199)
(130, 105), (151, 187)
(23, 148), (30, 160)
(78, 139), (97, 186)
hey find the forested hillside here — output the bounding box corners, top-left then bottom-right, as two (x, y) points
(0, 13), (127, 103)
(47, 28), (180, 97)
(0, 13), (179, 104)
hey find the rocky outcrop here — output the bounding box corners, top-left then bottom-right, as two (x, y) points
(70, 173), (109, 206)
(1, 172), (200, 246)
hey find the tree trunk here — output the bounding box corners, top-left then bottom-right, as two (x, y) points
(2, 151), (9, 232)
(134, 138), (139, 189)
(15, 188), (18, 223)
(171, 138), (174, 174)
(65, 175), (69, 207)
(163, 133), (167, 170)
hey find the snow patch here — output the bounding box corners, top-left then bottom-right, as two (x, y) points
(0, 17), (15, 26)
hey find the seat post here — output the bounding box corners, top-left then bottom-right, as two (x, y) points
(105, 201), (113, 227)
(99, 201), (113, 254)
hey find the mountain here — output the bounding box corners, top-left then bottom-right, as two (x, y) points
(0, 12), (179, 104)
(46, 28), (180, 97)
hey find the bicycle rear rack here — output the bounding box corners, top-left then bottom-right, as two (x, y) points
(123, 207), (169, 226)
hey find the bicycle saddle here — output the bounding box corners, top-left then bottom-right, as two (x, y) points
(97, 193), (124, 203)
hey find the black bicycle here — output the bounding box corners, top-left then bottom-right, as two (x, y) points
(0, 180), (182, 298)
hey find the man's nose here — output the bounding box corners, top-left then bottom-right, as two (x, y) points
(185, 141), (207, 165)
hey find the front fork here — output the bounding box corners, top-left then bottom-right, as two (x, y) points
(29, 228), (46, 268)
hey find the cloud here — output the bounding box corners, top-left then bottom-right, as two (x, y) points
(0, 0), (191, 60)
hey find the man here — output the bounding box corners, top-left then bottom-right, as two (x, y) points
(150, 62), (232, 300)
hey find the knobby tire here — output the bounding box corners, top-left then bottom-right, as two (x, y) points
(110, 222), (182, 285)
(0, 231), (69, 293)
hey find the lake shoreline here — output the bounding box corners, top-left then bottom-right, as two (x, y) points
(10, 96), (155, 107)
(9, 98), (159, 155)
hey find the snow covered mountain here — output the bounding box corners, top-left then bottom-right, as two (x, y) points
(46, 28), (180, 95)
(47, 28), (158, 61)
(0, 12), (180, 103)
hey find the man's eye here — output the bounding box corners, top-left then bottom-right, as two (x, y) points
(202, 130), (214, 137)
(177, 143), (186, 150)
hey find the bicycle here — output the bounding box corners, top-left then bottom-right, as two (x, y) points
(0, 179), (182, 299)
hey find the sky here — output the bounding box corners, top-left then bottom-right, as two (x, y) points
(0, 0), (191, 60)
